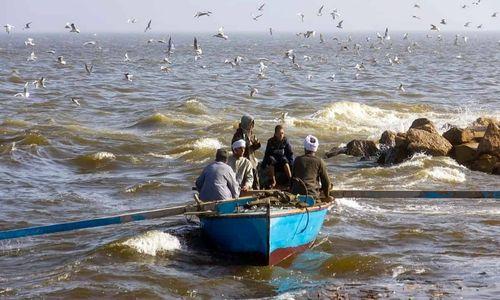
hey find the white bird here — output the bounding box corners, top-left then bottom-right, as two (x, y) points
(124, 52), (130, 62)
(57, 56), (67, 65)
(64, 22), (71, 29)
(124, 73), (133, 81)
(403, 33), (409, 40)
(462, 5), (468, 9)
(303, 30), (315, 38)
(213, 27), (228, 39)
(284, 49), (294, 59)
(25, 38), (35, 46)
(160, 65), (171, 72)
(327, 74), (336, 81)
(336, 20), (344, 29)
(249, 86), (258, 97)
(83, 41), (96, 46)
(398, 83), (406, 92)
(69, 23), (80, 33)
(492, 12), (498, 18)
(414, 4), (421, 8)
(46, 50), (56, 54)
(297, 12), (305, 22)
(477, 24), (483, 29)
(194, 37), (202, 56)
(27, 51), (37, 62)
(317, 5), (324, 16)
(259, 61), (267, 73)
(330, 9), (340, 20)
(269, 27), (273, 35)
(4, 24), (14, 34)
(464, 22), (471, 27)
(127, 18), (137, 23)
(23, 22), (32, 30)
(32, 77), (45, 89)
(194, 11), (212, 18)
(258, 3), (265, 11)
(430, 24), (440, 31)
(85, 63), (93, 75)
(383, 27), (390, 40)
(440, 19), (447, 25)
(144, 20), (152, 32)
(320, 33), (325, 43)
(412, 15), (421, 19)
(71, 97), (81, 106)
(14, 82), (30, 98)
(252, 13), (263, 21)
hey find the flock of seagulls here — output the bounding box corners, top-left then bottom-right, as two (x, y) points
(2, 1), (499, 103)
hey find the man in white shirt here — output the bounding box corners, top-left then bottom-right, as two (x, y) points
(227, 139), (254, 192)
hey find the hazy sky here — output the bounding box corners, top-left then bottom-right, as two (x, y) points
(1, 0), (499, 33)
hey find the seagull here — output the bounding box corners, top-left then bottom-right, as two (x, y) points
(297, 12), (305, 22)
(160, 65), (171, 72)
(258, 3), (265, 11)
(462, 5), (468, 9)
(269, 27), (273, 35)
(414, 4), (421, 8)
(144, 20), (152, 32)
(46, 50), (56, 54)
(27, 51), (37, 62)
(71, 97), (81, 106)
(85, 63), (93, 75)
(278, 112), (288, 123)
(14, 82), (30, 98)
(336, 20), (344, 29)
(430, 24), (440, 31)
(124, 73), (133, 81)
(440, 19), (447, 25)
(249, 86), (258, 97)
(166, 36), (174, 55)
(383, 27), (390, 40)
(284, 49), (294, 59)
(327, 74), (336, 81)
(464, 22), (471, 27)
(403, 33), (409, 40)
(317, 5), (324, 16)
(83, 41), (97, 46)
(32, 77), (45, 89)
(398, 83), (406, 92)
(64, 22), (71, 29)
(477, 24), (483, 29)
(492, 12), (498, 17)
(124, 52), (130, 62)
(213, 27), (228, 39)
(259, 61), (267, 73)
(25, 38), (35, 46)
(127, 18), (137, 23)
(57, 56), (67, 65)
(304, 30), (315, 38)
(330, 9), (340, 20)
(4, 24), (14, 34)
(412, 15), (421, 20)
(320, 33), (325, 43)
(252, 13), (263, 21)
(69, 23), (80, 33)
(23, 22), (32, 30)
(194, 37), (202, 56)
(194, 11), (212, 18)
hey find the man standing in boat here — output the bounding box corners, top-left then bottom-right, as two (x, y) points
(291, 135), (333, 201)
(261, 125), (294, 188)
(232, 115), (261, 189)
(227, 139), (254, 193)
(196, 149), (240, 201)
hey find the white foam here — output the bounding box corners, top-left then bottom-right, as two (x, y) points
(121, 230), (181, 256)
(424, 167), (466, 183)
(192, 138), (224, 150)
(91, 151), (116, 161)
(335, 198), (385, 214)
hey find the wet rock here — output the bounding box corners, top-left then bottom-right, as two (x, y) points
(395, 132), (408, 148)
(471, 117), (499, 128)
(443, 127), (474, 146)
(378, 146), (411, 165)
(493, 163), (500, 175)
(409, 118), (438, 134)
(406, 128), (452, 156)
(471, 154), (498, 173)
(325, 146), (347, 158)
(379, 130), (396, 147)
(452, 142), (478, 165)
(345, 140), (378, 157)
(477, 123), (500, 158)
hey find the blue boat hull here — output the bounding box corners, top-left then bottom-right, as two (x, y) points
(199, 197), (332, 265)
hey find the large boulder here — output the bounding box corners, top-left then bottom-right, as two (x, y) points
(443, 127), (474, 146)
(395, 132), (408, 148)
(471, 117), (499, 128)
(325, 146), (347, 158)
(345, 140), (378, 157)
(477, 123), (500, 158)
(452, 142), (478, 165)
(409, 118), (438, 134)
(379, 130), (396, 147)
(471, 154), (498, 174)
(406, 128), (452, 156)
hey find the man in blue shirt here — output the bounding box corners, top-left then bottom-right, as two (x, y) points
(196, 149), (240, 201)
(262, 125), (294, 188)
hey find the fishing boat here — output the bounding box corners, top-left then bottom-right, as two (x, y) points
(197, 192), (334, 266)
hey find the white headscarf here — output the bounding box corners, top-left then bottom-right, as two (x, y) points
(232, 139), (246, 150)
(304, 135), (319, 152)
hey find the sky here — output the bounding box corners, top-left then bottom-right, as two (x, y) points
(1, 0), (499, 33)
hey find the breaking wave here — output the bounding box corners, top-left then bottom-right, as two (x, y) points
(120, 230), (181, 256)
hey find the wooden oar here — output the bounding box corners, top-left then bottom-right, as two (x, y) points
(0, 190), (498, 241)
(0, 197), (248, 241)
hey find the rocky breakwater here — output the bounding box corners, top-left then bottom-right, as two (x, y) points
(325, 117), (500, 175)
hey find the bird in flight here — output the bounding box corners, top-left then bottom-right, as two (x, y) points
(144, 20), (152, 32)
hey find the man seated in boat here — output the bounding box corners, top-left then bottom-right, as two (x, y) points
(261, 125), (294, 189)
(232, 115), (261, 189)
(227, 139), (254, 195)
(195, 149), (240, 201)
(290, 135), (333, 202)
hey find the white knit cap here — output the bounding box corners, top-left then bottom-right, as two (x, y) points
(232, 139), (246, 150)
(304, 135), (319, 152)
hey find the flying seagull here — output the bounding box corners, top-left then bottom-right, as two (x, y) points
(144, 20), (152, 32)
(317, 5), (324, 16)
(4, 24), (14, 34)
(85, 63), (93, 75)
(71, 97), (82, 106)
(430, 24), (440, 31)
(297, 12), (305, 22)
(25, 38), (35, 46)
(27, 51), (37, 62)
(57, 56), (66, 65)
(336, 20), (344, 29)
(32, 77), (45, 89)
(194, 11), (212, 18)
(127, 18), (137, 23)
(440, 19), (447, 25)
(252, 13), (263, 21)
(492, 12), (498, 17)
(464, 22), (471, 27)
(398, 83), (406, 92)
(23, 22), (32, 30)
(124, 73), (133, 81)
(194, 37), (202, 56)
(69, 23), (80, 33)
(213, 27), (228, 39)
(330, 9), (340, 20)
(14, 82), (30, 98)
(258, 3), (265, 11)
(269, 27), (273, 35)
(249, 86), (258, 97)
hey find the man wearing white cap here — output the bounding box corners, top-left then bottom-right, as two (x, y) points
(290, 135), (332, 200)
(227, 139), (254, 192)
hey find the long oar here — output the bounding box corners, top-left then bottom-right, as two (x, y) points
(0, 197), (244, 241)
(0, 190), (498, 241)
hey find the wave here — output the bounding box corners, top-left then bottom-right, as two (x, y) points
(125, 180), (163, 193)
(119, 230), (181, 256)
(71, 151), (116, 169)
(130, 112), (195, 129)
(182, 99), (208, 115)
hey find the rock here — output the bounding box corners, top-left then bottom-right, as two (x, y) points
(406, 128), (452, 156)
(325, 146), (347, 158)
(345, 140), (378, 157)
(477, 123), (500, 158)
(472, 130), (486, 142)
(452, 142), (478, 165)
(471, 154), (498, 174)
(395, 132), (408, 148)
(472, 117), (499, 128)
(443, 127), (474, 146)
(493, 163), (500, 175)
(379, 130), (396, 147)
(409, 118), (438, 134)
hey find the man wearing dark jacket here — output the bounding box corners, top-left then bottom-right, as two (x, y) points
(291, 135), (332, 201)
(232, 115), (261, 188)
(262, 125), (293, 188)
